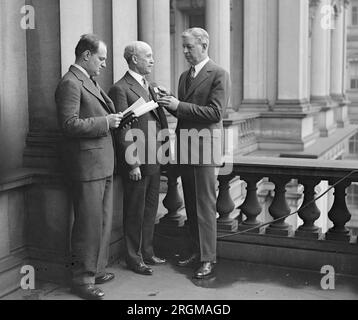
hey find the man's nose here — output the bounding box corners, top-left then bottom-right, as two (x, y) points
(102, 61), (107, 68)
(183, 47), (188, 54)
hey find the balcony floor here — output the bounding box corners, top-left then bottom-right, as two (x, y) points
(3, 257), (358, 300)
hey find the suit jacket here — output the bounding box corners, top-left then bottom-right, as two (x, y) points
(176, 59), (231, 166)
(108, 72), (168, 176)
(55, 65), (116, 181)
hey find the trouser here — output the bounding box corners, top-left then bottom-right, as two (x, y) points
(180, 166), (218, 262)
(70, 176), (113, 285)
(122, 173), (161, 266)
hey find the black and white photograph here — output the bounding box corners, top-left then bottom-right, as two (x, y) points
(0, 0), (358, 306)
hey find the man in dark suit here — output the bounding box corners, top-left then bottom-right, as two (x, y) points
(108, 41), (168, 276)
(158, 28), (231, 279)
(55, 34), (122, 299)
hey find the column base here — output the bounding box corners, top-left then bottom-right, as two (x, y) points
(325, 230), (351, 242)
(237, 222), (263, 234)
(240, 100), (270, 113)
(294, 228), (322, 240)
(265, 225), (293, 237)
(217, 218), (239, 233)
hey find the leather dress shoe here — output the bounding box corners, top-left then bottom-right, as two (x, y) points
(129, 263), (153, 275)
(194, 262), (215, 279)
(71, 284), (105, 300)
(95, 272), (115, 284)
(177, 253), (199, 267)
(144, 256), (167, 265)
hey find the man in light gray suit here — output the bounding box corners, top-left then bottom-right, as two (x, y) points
(158, 28), (231, 279)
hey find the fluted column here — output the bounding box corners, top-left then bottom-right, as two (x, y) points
(59, 0), (93, 76)
(241, 0), (269, 112)
(0, 0), (29, 172)
(23, 0), (63, 169)
(138, 0), (171, 90)
(205, 0), (231, 74)
(276, 0), (310, 112)
(310, 0), (336, 136)
(112, 0), (137, 82)
(331, 0), (349, 127)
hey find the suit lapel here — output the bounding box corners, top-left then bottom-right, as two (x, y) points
(125, 72), (161, 122)
(125, 72), (150, 103)
(70, 66), (113, 113)
(183, 60), (213, 100)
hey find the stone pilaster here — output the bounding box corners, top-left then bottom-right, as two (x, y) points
(241, 0), (269, 112)
(310, 0), (336, 136)
(138, 0), (171, 90)
(112, 0), (138, 82)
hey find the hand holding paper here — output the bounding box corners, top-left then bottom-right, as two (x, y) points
(118, 98), (160, 130)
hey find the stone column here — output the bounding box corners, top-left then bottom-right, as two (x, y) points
(205, 0), (231, 73)
(331, 0), (349, 127)
(230, 0), (244, 111)
(310, 0), (336, 136)
(0, 0), (29, 172)
(241, 0), (269, 112)
(138, 0), (171, 90)
(112, 0), (138, 82)
(59, 0), (93, 76)
(263, 0), (315, 151)
(23, 0), (63, 169)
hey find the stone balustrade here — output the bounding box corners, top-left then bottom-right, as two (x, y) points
(159, 156), (358, 275)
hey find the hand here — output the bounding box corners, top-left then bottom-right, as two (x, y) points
(157, 96), (180, 112)
(157, 86), (171, 97)
(106, 113), (123, 129)
(129, 167), (141, 181)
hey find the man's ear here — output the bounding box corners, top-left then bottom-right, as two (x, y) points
(83, 50), (91, 61)
(132, 55), (138, 64)
(202, 43), (208, 51)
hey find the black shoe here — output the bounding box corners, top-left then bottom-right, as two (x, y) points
(144, 256), (167, 265)
(71, 284), (105, 300)
(194, 262), (215, 279)
(177, 253), (199, 267)
(95, 272), (115, 284)
(129, 263), (153, 275)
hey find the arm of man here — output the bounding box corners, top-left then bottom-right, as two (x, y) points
(177, 69), (231, 123)
(108, 85), (141, 175)
(55, 79), (109, 138)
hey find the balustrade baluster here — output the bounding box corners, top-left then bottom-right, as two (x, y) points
(216, 174), (238, 232)
(159, 169), (185, 228)
(266, 177), (293, 236)
(326, 179), (352, 242)
(238, 174), (263, 233)
(295, 178), (322, 239)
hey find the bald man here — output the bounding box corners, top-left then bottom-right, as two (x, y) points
(108, 41), (168, 276)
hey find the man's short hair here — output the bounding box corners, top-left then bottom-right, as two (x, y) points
(123, 41), (150, 64)
(182, 27), (210, 47)
(75, 34), (105, 58)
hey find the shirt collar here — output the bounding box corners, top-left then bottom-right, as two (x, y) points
(128, 69), (146, 87)
(192, 57), (210, 77)
(73, 64), (91, 79)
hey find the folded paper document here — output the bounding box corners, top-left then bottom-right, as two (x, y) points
(118, 98), (159, 130)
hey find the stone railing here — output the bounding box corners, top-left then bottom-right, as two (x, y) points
(158, 157), (358, 275)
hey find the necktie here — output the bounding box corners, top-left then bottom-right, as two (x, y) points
(185, 66), (195, 91)
(142, 77), (149, 93)
(90, 76), (99, 89)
